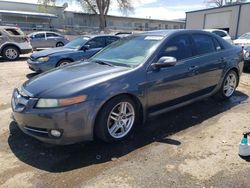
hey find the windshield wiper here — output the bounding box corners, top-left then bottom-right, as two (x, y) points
(93, 60), (114, 67)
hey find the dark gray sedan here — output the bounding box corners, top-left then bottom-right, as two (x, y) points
(12, 30), (244, 145)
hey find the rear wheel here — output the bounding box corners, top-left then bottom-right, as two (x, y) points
(57, 59), (72, 67)
(56, 42), (64, 47)
(95, 96), (138, 142)
(216, 70), (238, 100)
(2, 46), (20, 61)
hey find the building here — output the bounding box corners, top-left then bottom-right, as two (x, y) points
(0, 1), (185, 33)
(186, 3), (250, 39)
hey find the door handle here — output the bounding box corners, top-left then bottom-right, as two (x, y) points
(188, 66), (199, 71)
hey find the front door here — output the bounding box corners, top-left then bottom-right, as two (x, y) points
(147, 34), (200, 114)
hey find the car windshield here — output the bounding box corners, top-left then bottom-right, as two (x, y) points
(64, 37), (90, 49)
(239, 33), (250, 39)
(90, 35), (164, 67)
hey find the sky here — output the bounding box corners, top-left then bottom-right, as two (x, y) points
(2, 0), (208, 20)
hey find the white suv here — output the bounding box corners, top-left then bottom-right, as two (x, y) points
(0, 26), (32, 61)
(204, 29), (232, 44)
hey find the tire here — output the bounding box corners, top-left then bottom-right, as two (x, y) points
(56, 42), (64, 47)
(57, 59), (72, 67)
(2, 46), (20, 61)
(95, 96), (139, 143)
(215, 70), (238, 100)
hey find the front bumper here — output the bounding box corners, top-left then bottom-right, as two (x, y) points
(11, 89), (96, 145)
(27, 58), (56, 72)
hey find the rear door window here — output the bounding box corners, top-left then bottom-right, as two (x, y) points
(34, 33), (45, 39)
(213, 38), (223, 51)
(157, 34), (193, 61)
(47, 33), (60, 38)
(192, 34), (216, 55)
(5, 28), (21, 35)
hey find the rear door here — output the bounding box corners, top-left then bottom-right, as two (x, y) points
(46, 32), (61, 47)
(191, 33), (225, 94)
(147, 34), (201, 114)
(31, 32), (46, 49)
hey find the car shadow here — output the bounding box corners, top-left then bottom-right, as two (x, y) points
(26, 72), (39, 79)
(8, 91), (249, 173)
(0, 56), (29, 63)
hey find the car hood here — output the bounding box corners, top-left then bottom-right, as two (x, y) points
(31, 47), (76, 59)
(233, 39), (250, 45)
(23, 62), (130, 98)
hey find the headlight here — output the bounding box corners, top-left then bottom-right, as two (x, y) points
(36, 95), (87, 108)
(37, 56), (49, 62)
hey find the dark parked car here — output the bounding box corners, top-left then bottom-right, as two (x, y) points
(28, 31), (69, 49)
(27, 35), (120, 72)
(12, 30), (244, 145)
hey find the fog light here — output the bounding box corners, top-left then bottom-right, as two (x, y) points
(50, 130), (61, 137)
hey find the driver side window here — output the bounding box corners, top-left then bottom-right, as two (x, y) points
(157, 34), (193, 61)
(86, 37), (105, 49)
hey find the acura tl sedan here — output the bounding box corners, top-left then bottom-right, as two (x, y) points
(27, 35), (120, 72)
(12, 30), (244, 145)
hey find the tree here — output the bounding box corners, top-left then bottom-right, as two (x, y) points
(79, 0), (134, 31)
(38, 0), (134, 31)
(205, 0), (247, 7)
(37, 0), (56, 12)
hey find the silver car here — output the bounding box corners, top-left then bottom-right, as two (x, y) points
(28, 31), (69, 50)
(0, 26), (32, 61)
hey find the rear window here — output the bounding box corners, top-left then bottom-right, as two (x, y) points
(193, 34), (215, 55)
(5, 28), (22, 35)
(212, 30), (227, 38)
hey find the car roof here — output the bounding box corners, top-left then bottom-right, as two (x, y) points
(29, 31), (61, 35)
(0, 26), (20, 30)
(138, 29), (220, 37)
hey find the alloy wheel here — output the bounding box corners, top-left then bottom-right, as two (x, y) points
(223, 73), (237, 97)
(107, 102), (135, 139)
(5, 48), (18, 60)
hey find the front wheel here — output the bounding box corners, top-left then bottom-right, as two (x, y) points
(216, 70), (238, 100)
(95, 96), (138, 142)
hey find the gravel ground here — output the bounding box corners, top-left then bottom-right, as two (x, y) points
(0, 55), (250, 188)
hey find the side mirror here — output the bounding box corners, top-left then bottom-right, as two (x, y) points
(82, 45), (90, 51)
(152, 56), (177, 69)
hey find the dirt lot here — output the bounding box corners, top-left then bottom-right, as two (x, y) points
(0, 55), (250, 188)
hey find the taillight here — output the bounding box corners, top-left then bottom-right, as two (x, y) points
(23, 36), (29, 42)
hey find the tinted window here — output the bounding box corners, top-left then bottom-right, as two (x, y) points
(213, 38), (223, 51)
(212, 30), (227, 38)
(5, 28), (21, 35)
(86, 37), (105, 48)
(47, 33), (59, 38)
(158, 34), (193, 61)
(34, 33), (45, 39)
(193, 34), (215, 55)
(106, 36), (119, 45)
